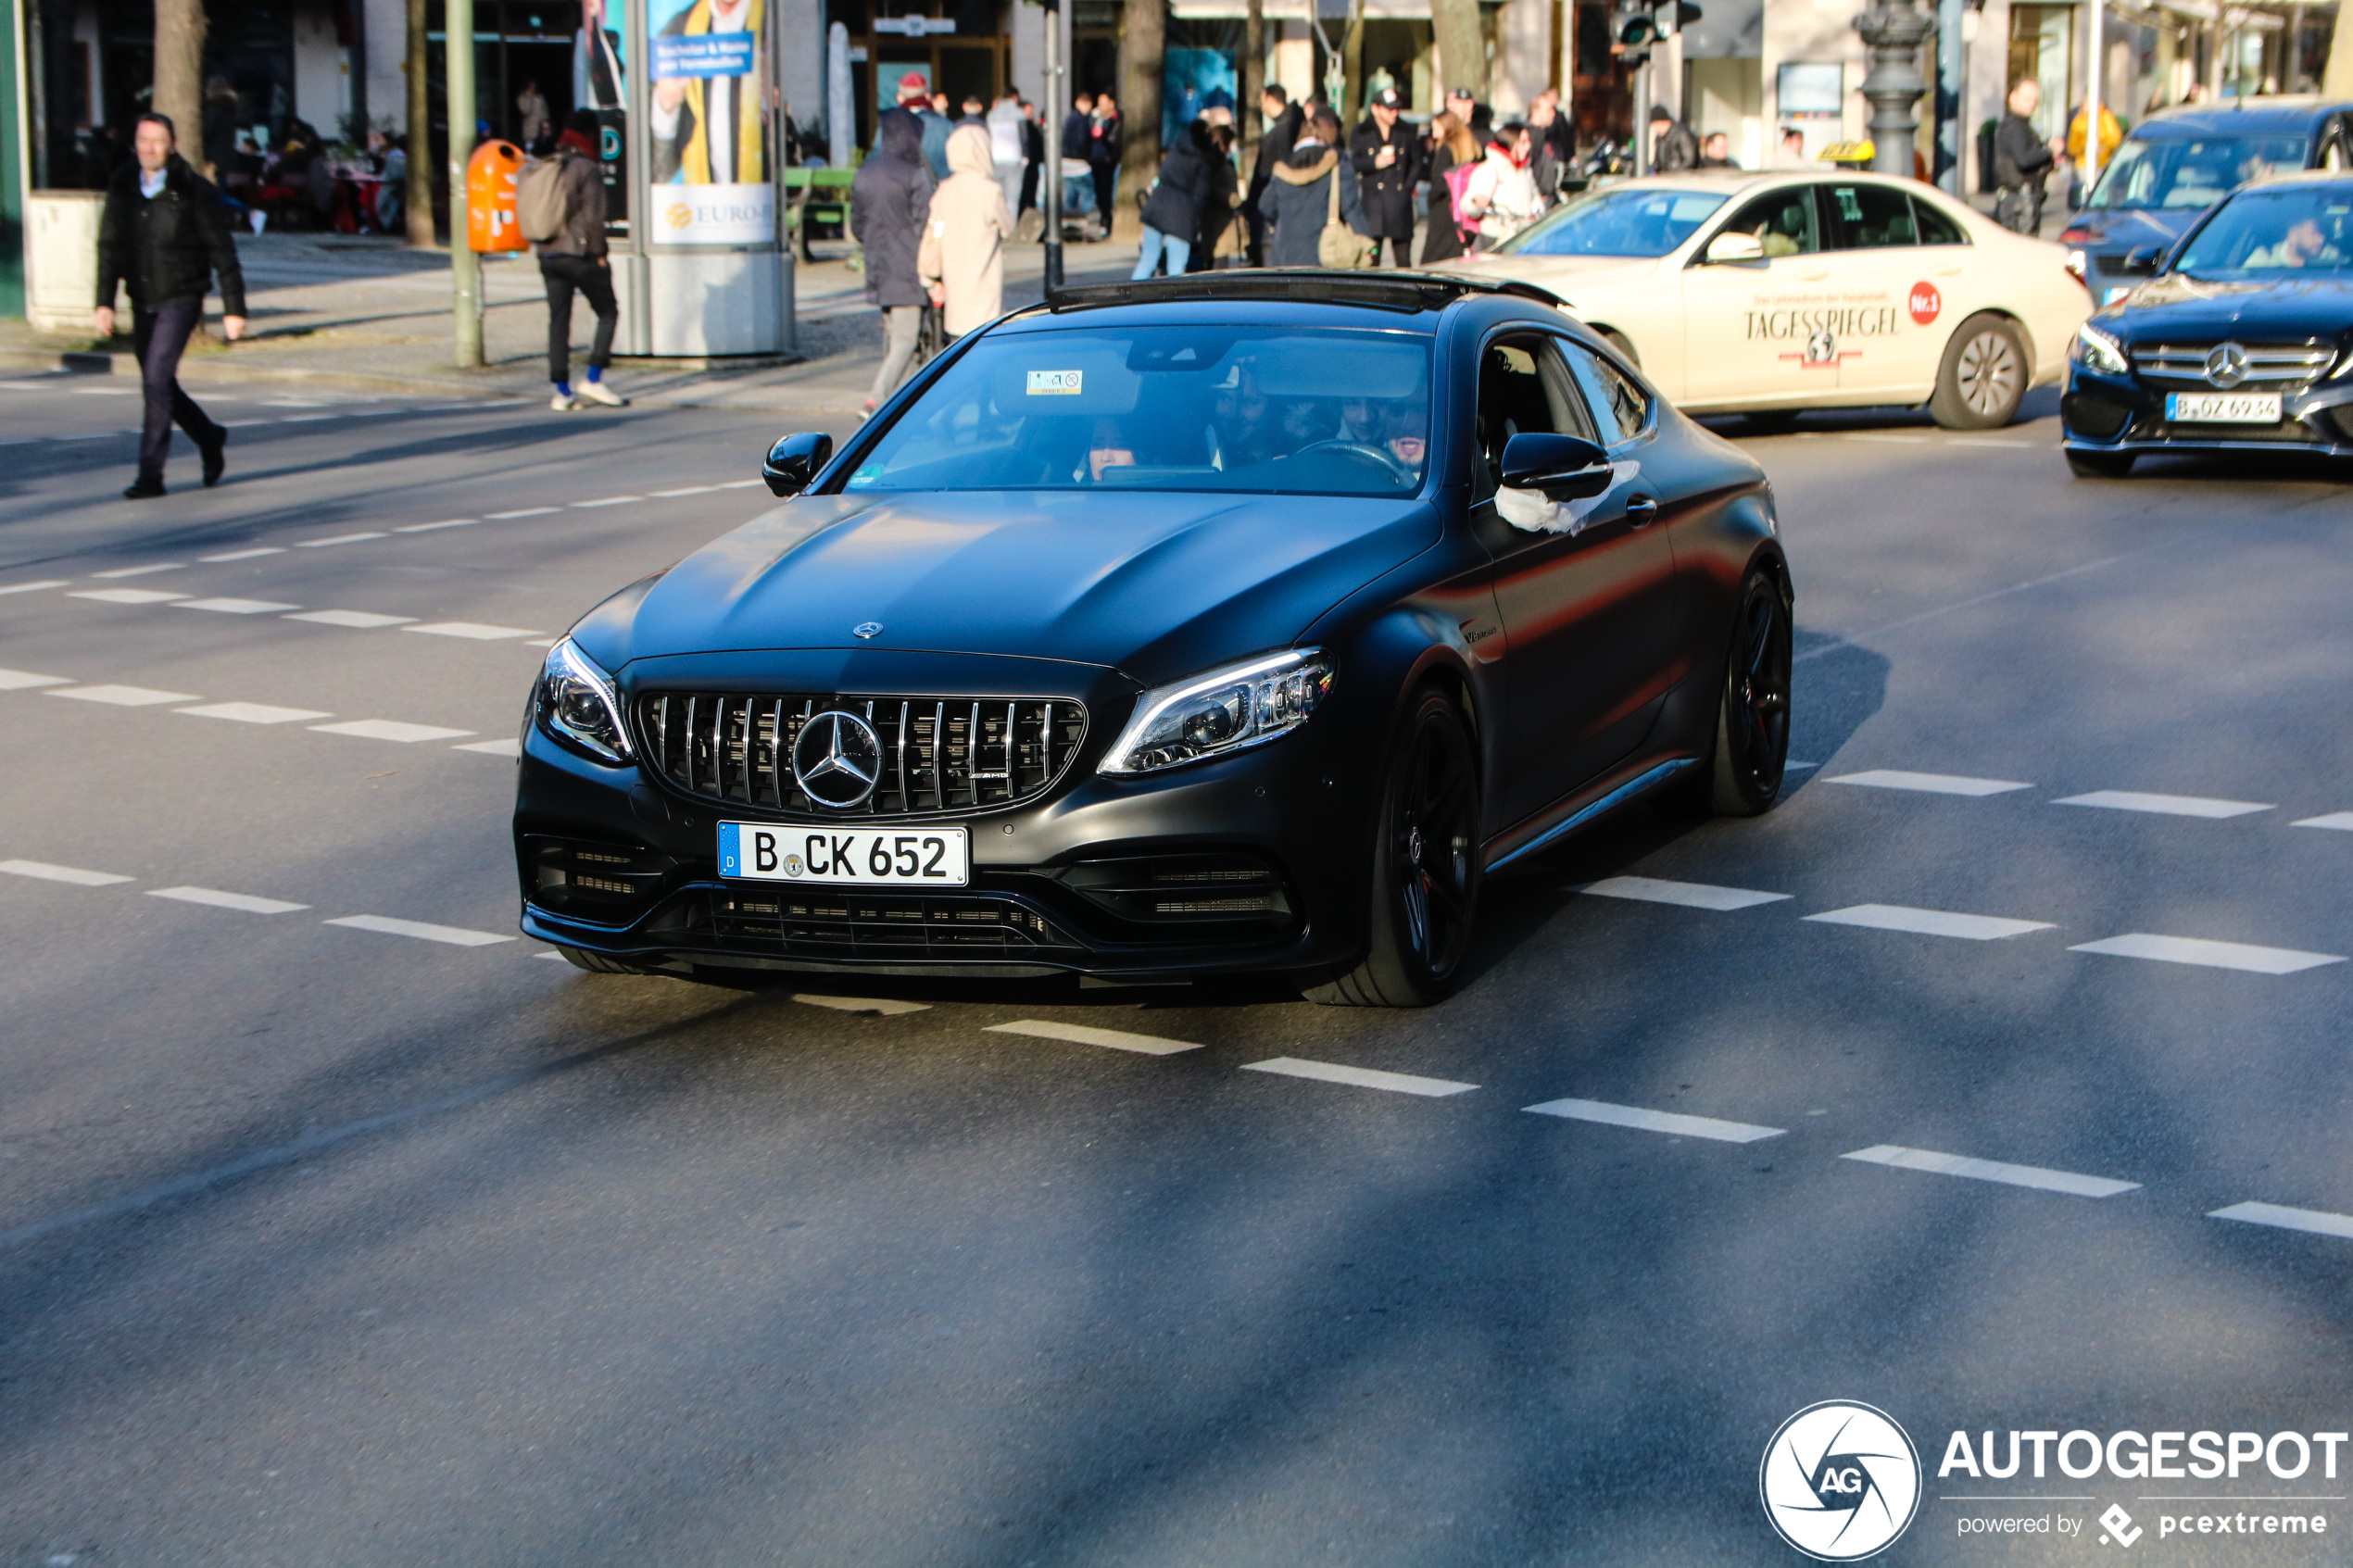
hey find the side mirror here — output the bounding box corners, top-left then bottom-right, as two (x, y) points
(1703, 230), (1767, 265)
(2118, 245), (2162, 277)
(1498, 433), (1614, 498)
(761, 432), (835, 497)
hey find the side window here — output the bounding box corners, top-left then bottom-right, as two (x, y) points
(1826, 183), (1919, 248)
(1718, 187), (1819, 257)
(1561, 342), (1649, 446)
(1475, 336), (1591, 491)
(1910, 195), (1968, 245)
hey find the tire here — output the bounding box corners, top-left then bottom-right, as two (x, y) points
(1929, 312), (2030, 430)
(1303, 687), (1482, 1008)
(558, 946), (648, 974)
(1665, 568), (1793, 818)
(2067, 448), (2135, 478)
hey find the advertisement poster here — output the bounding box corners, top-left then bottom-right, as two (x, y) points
(574, 0), (630, 230)
(648, 0), (775, 245)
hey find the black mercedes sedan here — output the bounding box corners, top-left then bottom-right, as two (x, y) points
(2061, 99), (2352, 306)
(2060, 171), (2353, 476)
(513, 271), (1793, 1006)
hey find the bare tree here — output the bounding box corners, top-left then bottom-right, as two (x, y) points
(152, 0), (206, 156)
(408, 0), (436, 245)
(1116, 0), (1164, 243)
(1428, 0), (1485, 113)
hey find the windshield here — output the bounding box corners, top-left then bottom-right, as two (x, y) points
(2175, 185), (2353, 276)
(841, 325), (1433, 496)
(2087, 134), (2309, 210)
(1493, 186), (1729, 257)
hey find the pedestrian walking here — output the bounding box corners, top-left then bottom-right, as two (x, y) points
(532, 111), (628, 411)
(94, 113), (242, 499)
(1446, 87), (1491, 145)
(1243, 84), (1302, 266)
(1134, 118), (1218, 278)
(1419, 110), (1478, 265)
(852, 107), (936, 416)
(1461, 121), (1541, 250)
(920, 125), (1014, 335)
(1018, 98), (1046, 214)
(1993, 79), (2060, 235)
(517, 80), (553, 146)
(875, 74), (953, 181)
(1088, 94), (1124, 234)
(1261, 109), (1346, 267)
(1349, 87), (1422, 267)
(1189, 122), (1239, 270)
(1649, 105), (1700, 172)
(987, 93), (1026, 223)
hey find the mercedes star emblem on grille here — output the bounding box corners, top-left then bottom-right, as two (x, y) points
(2204, 342), (2249, 389)
(791, 710), (884, 809)
(853, 621), (884, 639)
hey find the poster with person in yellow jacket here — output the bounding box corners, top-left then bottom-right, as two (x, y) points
(648, 0), (774, 245)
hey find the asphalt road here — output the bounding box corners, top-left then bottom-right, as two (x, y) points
(4, 374), (2352, 1567)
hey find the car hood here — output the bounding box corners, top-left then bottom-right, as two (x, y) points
(1440, 253), (1666, 298)
(586, 488), (1441, 686)
(2065, 207), (2198, 252)
(2100, 271), (2353, 343)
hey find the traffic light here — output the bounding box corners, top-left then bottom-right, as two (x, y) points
(1663, 1), (1702, 31)
(1616, 4), (1659, 61)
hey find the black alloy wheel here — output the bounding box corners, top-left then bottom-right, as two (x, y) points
(1669, 568), (1792, 818)
(2067, 448), (2136, 478)
(1305, 687), (1481, 1007)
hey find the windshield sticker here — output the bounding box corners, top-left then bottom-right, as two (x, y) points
(1027, 370), (1084, 395)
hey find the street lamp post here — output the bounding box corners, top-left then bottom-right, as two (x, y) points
(1043, 0), (1063, 292)
(1853, 0), (1936, 181)
(448, 0), (482, 368)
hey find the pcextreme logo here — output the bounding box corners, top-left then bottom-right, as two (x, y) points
(1761, 1401), (1924, 1561)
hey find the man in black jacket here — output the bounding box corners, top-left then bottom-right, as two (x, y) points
(1993, 78), (2060, 235)
(1349, 87), (1422, 266)
(1243, 84), (1302, 266)
(94, 113), (244, 499)
(850, 108), (936, 416)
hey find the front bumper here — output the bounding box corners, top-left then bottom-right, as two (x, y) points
(512, 707), (1382, 981)
(2059, 363), (2353, 459)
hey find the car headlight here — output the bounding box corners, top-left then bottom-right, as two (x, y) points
(2064, 247), (2087, 282)
(2071, 322), (2130, 376)
(534, 638), (634, 764)
(1099, 649), (1335, 775)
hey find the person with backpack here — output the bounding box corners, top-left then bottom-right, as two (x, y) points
(523, 110), (627, 410)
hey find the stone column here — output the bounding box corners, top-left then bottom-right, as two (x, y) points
(1854, 0), (1936, 179)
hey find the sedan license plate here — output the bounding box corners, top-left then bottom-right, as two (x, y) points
(719, 822), (970, 887)
(2168, 391), (2282, 424)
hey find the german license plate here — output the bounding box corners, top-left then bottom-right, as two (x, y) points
(718, 822), (970, 886)
(2168, 391), (2281, 423)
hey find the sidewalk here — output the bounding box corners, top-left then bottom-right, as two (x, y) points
(0, 230), (1146, 413)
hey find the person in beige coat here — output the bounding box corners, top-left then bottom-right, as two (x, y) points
(918, 124), (1014, 337)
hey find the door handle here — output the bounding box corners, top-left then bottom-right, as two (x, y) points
(1624, 494), (1660, 527)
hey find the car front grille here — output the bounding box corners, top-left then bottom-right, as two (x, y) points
(710, 889), (1081, 955)
(2130, 342), (2335, 387)
(636, 693), (1088, 816)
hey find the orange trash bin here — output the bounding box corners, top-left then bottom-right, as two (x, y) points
(466, 140), (529, 253)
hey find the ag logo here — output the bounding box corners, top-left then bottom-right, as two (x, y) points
(1804, 328), (1839, 365)
(1759, 1401), (1921, 1561)
(1908, 281), (1942, 325)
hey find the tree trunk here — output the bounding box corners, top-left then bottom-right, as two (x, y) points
(408, 0), (437, 245)
(152, 0), (207, 162)
(1242, 0), (1264, 164)
(1116, 0), (1164, 243)
(2327, 1), (2353, 99)
(1341, 0), (1365, 125)
(1428, 0), (1486, 112)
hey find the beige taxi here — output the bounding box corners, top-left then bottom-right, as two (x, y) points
(1443, 170), (2090, 428)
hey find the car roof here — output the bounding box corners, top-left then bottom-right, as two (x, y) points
(2135, 99), (2350, 136)
(1024, 269), (1571, 323)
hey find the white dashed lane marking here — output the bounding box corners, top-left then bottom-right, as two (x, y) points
(0, 670), (71, 689)
(1579, 875), (1793, 911)
(986, 1020), (1201, 1056)
(2055, 790), (2272, 819)
(573, 495), (643, 508)
(198, 547), (284, 561)
(796, 994), (933, 1016)
(1843, 1145), (2140, 1198)
(146, 886), (309, 914)
(69, 588), (185, 606)
(2069, 933), (2346, 975)
(1241, 1057), (1478, 1098)
(452, 738), (521, 756)
(90, 563), (186, 579)
(1806, 904), (2055, 941)
(46, 684), (201, 707)
(1524, 1097), (1785, 1143)
(323, 914), (515, 947)
(2293, 813), (2353, 831)
(485, 507), (559, 520)
(0, 580), (71, 596)
(0, 859), (132, 886)
(286, 609), (416, 628)
(309, 719), (475, 743)
(2209, 1201), (2353, 1240)
(403, 621), (540, 641)
(296, 532), (388, 548)
(1824, 770), (2034, 797)
(175, 597), (302, 615)
(652, 484), (719, 496)
(176, 702), (333, 724)
(393, 519), (477, 533)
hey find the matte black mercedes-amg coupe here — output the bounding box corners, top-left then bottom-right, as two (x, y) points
(514, 271), (1793, 1005)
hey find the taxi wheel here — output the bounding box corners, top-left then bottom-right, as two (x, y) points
(2067, 449), (2136, 478)
(1930, 313), (2029, 430)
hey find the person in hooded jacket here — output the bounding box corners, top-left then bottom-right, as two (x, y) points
(1188, 121), (1239, 270)
(1134, 119), (1218, 278)
(920, 124), (1015, 335)
(1260, 110), (1359, 267)
(851, 109), (936, 415)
